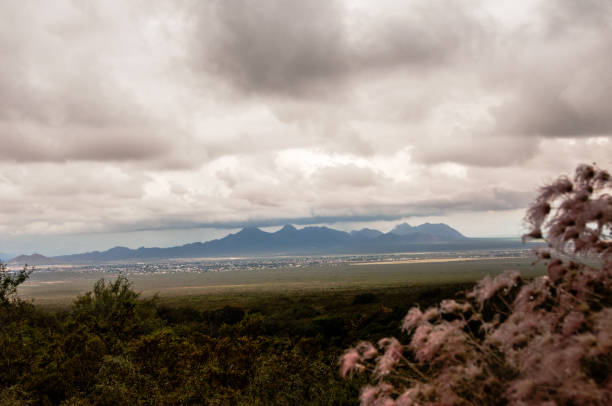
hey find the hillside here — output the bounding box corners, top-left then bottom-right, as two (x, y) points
(9, 253), (58, 266)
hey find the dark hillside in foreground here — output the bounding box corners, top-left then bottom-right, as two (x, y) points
(0, 276), (470, 405)
(47, 223), (537, 263)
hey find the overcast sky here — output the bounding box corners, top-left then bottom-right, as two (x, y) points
(1, 0), (611, 256)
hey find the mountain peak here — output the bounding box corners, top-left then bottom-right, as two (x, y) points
(279, 224), (297, 232)
(350, 228), (384, 239)
(239, 226), (262, 232)
(236, 226), (266, 236)
(107, 246), (131, 252)
(390, 223), (414, 236)
(414, 223), (466, 239)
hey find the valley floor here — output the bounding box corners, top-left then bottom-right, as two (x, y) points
(19, 256), (545, 308)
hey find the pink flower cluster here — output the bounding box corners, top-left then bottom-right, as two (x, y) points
(341, 164), (612, 406)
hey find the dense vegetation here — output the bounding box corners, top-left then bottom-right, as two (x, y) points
(0, 264), (468, 405)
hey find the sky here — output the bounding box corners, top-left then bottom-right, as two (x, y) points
(1, 0), (611, 257)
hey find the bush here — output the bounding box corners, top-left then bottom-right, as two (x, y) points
(70, 275), (162, 347)
(0, 263), (31, 306)
(341, 164), (612, 406)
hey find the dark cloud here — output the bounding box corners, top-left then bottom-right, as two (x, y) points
(492, 69), (612, 137)
(202, 0), (347, 96)
(351, 1), (484, 69)
(90, 185), (533, 233)
(489, 0), (612, 137)
(140, 213), (409, 231)
(198, 0), (481, 97)
(0, 126), (170, 162)
(413, 135), (539, 167)
(424, 187), (534, 212)
(544, 0), (612, 32)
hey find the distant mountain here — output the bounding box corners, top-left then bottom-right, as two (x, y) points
(415, 223), (466, 240)
(9, 253), (57, 266)
(350, 228), (384, 239)
(44, 222), (527, 263)
(390, 222), (466, 241)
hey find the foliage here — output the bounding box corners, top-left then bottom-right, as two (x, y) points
(0, 263), (31, 306)
(2, 270), (460, 404)
(341, 164), (612, 405)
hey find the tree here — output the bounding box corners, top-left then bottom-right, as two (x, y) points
(0, 263), (31, 306)
(71, 275), (142, 342)
(341, 164), (612, 405)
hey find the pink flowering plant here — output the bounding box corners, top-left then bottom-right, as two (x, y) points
(340, 164), (612, 405)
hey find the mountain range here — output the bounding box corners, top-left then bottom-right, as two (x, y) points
(7, 222), (530, 264)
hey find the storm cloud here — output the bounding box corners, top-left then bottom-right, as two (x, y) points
(198, 0), (480, 97)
